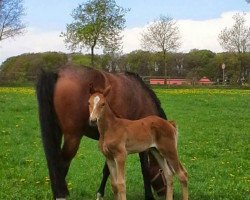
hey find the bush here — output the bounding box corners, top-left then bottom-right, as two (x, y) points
(0, 52), (68, 84)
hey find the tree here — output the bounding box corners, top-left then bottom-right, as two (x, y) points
(0, 0), (26, 42)
(123, 50), (153, 75)
(185, 49), (216, 80)
(218, 13), (250, 53)
(218, 13), (250, 83)
(141, 15), (181, 79)
(61, 0), (128, 66)
(103, 29), (123, 72)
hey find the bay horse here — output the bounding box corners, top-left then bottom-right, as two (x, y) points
(36, 66), (167, 200)
(88, 86), (188, 200)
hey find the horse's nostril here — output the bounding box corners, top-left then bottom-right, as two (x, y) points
(89, 119), (97, 126)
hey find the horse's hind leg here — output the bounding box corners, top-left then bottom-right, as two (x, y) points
(150, 148), (174, 200)
(159, 150), (188, 200)
(96, 162), (110, 200)
(139, 152), (155, 200)
(61, 133), (82, 184)
(176, 162), (188, 200)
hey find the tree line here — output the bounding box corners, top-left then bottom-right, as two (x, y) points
(0, 0), (250, 85)
(1, 50), (250, 85)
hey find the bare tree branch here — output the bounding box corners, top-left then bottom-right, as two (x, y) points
(0, 0), (26, 42)
(218, 13), (250, 53)
(141, 15), (181, 53)
(140, 15), (181, 77)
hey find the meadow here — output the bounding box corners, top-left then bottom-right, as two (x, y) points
(0, 87), (249, 200)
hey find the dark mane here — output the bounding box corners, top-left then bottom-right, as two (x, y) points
(124, 71), (167, 120)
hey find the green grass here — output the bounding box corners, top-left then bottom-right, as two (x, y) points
(0, 88), (249, 200)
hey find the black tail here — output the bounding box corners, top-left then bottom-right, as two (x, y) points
(36, 70), (68, 198)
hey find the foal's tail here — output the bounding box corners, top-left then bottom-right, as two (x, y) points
(169, 120), (179, 145)
(36, 70), (65, 197)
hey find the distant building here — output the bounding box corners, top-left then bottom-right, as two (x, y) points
(166, 79), (191, 85)
(199, 77), (213, 85)
(149, 78), (191, 85)
(149, 76), (213, 85)
(150, 79), (165, 85)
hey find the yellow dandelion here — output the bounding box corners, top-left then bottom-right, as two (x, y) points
(20, 178), (26, 182)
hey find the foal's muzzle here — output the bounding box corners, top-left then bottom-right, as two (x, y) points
(89, 118), (97, 126)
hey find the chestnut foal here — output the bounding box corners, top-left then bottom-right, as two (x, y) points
(88, 86), (188, 200)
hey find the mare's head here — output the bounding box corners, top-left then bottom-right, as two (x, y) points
(88, 85), (111, 126)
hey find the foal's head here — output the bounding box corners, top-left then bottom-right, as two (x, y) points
(88, 85), (111, 126)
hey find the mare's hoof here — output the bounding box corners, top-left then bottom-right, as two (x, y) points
(96, 192), (104, 200)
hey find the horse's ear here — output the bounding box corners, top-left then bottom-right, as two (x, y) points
(89, 83), (94, 94)
(103, 85), (111, 97)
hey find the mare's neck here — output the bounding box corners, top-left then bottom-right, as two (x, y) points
(97, 102), (117, 135)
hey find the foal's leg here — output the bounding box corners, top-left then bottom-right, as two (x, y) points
(115, 153), (127, 200)
(150, 149), (174, 200)
(177, 162), (188, 200)
(106, 159), (119, 200)
(96, 162), (110, 200)
(165, 160), (188, 200)
(158, 150), (188, 200)
(139, 152), (155, 200)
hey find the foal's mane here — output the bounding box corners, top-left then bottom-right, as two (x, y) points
(124, 71), (167, 120)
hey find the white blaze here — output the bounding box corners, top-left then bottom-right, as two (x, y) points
(90, 95), (100, 118)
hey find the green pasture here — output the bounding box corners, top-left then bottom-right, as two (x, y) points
(0, 87), (249, 200)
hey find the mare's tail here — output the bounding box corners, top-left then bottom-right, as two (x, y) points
(36, 70), (67, 198)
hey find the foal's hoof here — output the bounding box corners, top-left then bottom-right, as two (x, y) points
(96, 192), (104, 200)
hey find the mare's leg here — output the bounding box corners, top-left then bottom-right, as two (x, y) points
(139, 152), (155, 200)
(60, 134), (82, 194)
(115, 153), (127, 200)
(106, 159), (119, 200)
(150, 149), (174, 200)
(96, 162), (110, 200)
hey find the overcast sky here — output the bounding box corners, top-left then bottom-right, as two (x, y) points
(0, 0), (250, 64)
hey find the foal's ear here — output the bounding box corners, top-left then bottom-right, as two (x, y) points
(103, 85), (111, 97)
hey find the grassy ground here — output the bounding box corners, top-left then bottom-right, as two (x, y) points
(0, 87), (249, 200)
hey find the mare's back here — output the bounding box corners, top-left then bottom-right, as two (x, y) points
(54, 67), (165, 139)
(103, 72), (163, 120)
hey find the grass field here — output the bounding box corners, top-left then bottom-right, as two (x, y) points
(0, 87), (249, 200)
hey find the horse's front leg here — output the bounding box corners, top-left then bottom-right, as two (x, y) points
(115, 153), (127, 200)
(106, 159), (119, 200)
(96, 162), (110, 200)
(139, 152), (155, 200)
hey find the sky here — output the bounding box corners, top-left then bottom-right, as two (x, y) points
(0, 0), (250, 64)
